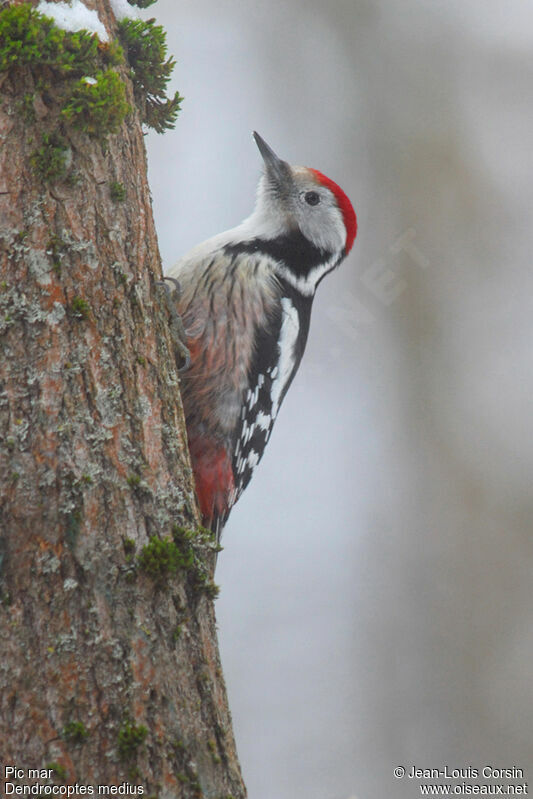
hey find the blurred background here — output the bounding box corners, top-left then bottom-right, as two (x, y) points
(146, 2), (533, 797)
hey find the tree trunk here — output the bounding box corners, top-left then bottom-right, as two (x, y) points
(0, 2), (246, 796)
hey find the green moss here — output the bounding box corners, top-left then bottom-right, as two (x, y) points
(62, 720), (88, 744)
(171, 737), (185, 752)
(201, 579), (220, 600)
(61, 70), (130, 138)
(127, 473), (141, 488)
(19, 92), (36, 123)
(136, 355), (146, 367)
(176, 771), (202, 796)
(99, 39), (125, 68)
(123, 538), (136, 566)
(30, 132), (68, 183)
(171, 526), (199, 565)
(0, 4), (100, 75)
(46, 762), (67, 781)
(207, 739), (222, 765)
(172, 526), (220, 600)
(110, 180), (126, 202)
(123, 538), (135, 555)
(70, 295), (91, 319)
(1, 3), (134, 178)
(138, 536), (192, 586)
(127, 0), (158, 8)
(118, 17), (183, 132)
(117, 720), (147, 761)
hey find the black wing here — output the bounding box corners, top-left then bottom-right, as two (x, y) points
(231, 287), (313, 502)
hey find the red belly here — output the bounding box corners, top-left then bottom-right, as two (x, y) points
(188, 434), (235, 531)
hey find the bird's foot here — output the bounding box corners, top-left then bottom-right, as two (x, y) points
(157, 277), (191, 373)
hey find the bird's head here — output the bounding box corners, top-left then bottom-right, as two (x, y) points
(251, 131), (357, 260)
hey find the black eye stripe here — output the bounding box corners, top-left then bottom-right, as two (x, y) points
(304, 191), (320, 206)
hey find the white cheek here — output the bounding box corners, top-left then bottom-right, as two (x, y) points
(300, 204), (346, 253)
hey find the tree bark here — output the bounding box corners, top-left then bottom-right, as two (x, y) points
(0, 2), (246, 796)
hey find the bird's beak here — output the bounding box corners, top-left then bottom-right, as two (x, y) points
(253, 131), (293, 198)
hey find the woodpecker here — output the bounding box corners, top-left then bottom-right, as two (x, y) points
(165, 132), (357, 539)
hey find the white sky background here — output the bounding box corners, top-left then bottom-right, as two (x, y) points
(146, 2), (533, 797)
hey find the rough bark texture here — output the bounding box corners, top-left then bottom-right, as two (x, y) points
(0, 2), (246, 797)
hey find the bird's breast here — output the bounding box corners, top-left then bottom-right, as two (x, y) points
(177, 251), (280, 439)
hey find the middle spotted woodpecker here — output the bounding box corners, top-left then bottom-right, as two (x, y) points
(165, 132), (357, 539)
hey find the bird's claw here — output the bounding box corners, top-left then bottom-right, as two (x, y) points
(157, 276), (182, 301)
(178, 347), (191, 373)
(157, 277), (191, 373)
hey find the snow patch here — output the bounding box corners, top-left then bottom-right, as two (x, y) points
(109, 0), (141, 20)
(37, 0), (109, 41)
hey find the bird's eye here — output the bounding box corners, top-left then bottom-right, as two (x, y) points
(304, 191), (320, 206)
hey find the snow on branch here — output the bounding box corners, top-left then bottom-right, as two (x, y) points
(110, 0), (141, 20)
(36, 0), (109, 41)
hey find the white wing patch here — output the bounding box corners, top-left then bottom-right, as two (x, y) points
(271, 298), (300, 417)
(232, 298), (300, 503)
(255, 411), (271, 431)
